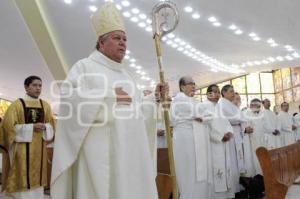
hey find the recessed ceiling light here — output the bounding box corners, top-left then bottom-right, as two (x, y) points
(184, 6), (193, 13)
(213, 22), (221, 27)
(285, 55), (293, 60)
(167, 33), (175, 38)
(64, 0), (72, 4)
(136, 70), (142, 74)
(129, 58), (136, 62)
(136, 65), (142, 69)
(146, 19), (152, 24)
(123, 11), (131, 18)
(121, 0), (130, 7)
(185, 44), (191, 49)
(235, 29), (243, 35)
(229, 24), (237, 30)
(285, 45), (292, 49)
(192, 13), (200, 19)
(130, 17), (139, 23)
(177, 47), (184, 51)
(138, 22), (146, 28)
(276, 56), (284, 61)
(131, 8), (140, 14)
(262, 60), (269, 64)
(208, 16), (217, 22)
(172, 43), (178, 48)
(145, 26), (152, 32)
(115, 4), (122, 10)
(249, 32), (256, 37)
(267, 38), (275, 44)
(174, 38), (181, 43)
(292, 52), (300, 58)
(166, 40), (173, 45)
(253, 37), (261, 41)
(124, 55), (130, 59)
(180, 41), (186, 45)
(89, 6), (98, 12)
(247, 61), (253, 66)
(267, 57), (276, 62)
(161, 37), (167, 41)
(141, 71), (146, 75)
(129, 63), (136, 67)
(139, 13), (147, 19)
(270, 43), (278, 47)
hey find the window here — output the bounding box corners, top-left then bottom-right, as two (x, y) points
(246, 73), (260, 93)
(260, 73), (274, 93)
(232, 76), (246, 94)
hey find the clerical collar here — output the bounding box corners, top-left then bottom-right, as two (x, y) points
(24, 94), (39, 101)
(89, 50), (125, 72)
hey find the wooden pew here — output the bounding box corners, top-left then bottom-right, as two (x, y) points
(256, 142), (300, 199)
(156, 148), (172, 199)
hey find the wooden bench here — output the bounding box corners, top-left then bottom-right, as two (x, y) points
(256, 142), (300, 199)
(156, 148), (172, 199)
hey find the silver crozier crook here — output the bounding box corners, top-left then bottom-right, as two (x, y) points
(152, 1), (179, 199)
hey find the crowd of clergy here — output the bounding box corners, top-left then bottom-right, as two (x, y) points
(1, 1), (300, 199)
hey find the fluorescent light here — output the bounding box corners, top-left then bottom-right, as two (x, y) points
(140, 71), (146, 75)
(166, 40), (173, 45)
(131, 8), (140, 14)
(121, 0), (130, 7)
(262, 60), (269, 64)
(136, 65), (142, 69)
(139, 13), (147, 19)
(270, 43), (278, 47)
(185, 44), (191, 49)
(130, 17), (139, 23)
(145, 26), (152, 32)
(138, 22), (146, 28)
(177, 47), (184, 51)
(124, 55), (130, 59)
(253, 37), (261, 41)
(285, 45), (292, 49)
(180, 41), (186, 45)
(267, 38), (275, 44)
(115, 4), (122, 10)
(89, 6), (98, 12)
(192, 13), (200, 19)
(229, 24), (237, 30)
(136, 70), (142, 74)
(268, 57), (276, 62)
(64, 0), (72, 4)
(167, 33), (175, 38)
(123, 11), (131, 18)
(213, 22), (221, 27)
(249, 32), (256, 37)
(146, 19), (152, 24)
(161, 37), (167, 41)
(235, 29), (243, 35)
(292, 52), (300, 58)
(190, 48), (196, 52)
(172, 43), (178, 48)
(174, 38), (181, 43)
(208, 16), (217, 22)
(129, 63), (136, 67)
(276, 56), (284, 61)
(129, 58), (136, 62)
(184, 6), (193, 13)
(285, 55), (293, 60)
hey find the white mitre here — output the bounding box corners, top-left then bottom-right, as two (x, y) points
(91, 2), (126, 37)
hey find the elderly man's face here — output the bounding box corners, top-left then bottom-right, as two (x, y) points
(281, 103), (289, 112)
(99, 30), (127, 63)
(181, 77), (196, 97)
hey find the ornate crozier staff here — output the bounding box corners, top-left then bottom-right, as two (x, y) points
(152, 1), (179, 199)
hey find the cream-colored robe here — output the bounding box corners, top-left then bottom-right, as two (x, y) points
(50, 51), (158, 199)
(170, 92), (212, 199)
(277, 111), (296, 146)
(202, 100), (234, 199)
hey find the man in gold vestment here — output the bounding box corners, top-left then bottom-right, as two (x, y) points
(1, 76), (55, 199)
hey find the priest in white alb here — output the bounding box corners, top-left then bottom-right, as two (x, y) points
(170, 76), (212, 199)
(50, 2), (166, 199)
(261, 99), (281, 148)
(277, 102), (296, 146)
(202, 84), (235, 199)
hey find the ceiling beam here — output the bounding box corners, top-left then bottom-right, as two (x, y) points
(13, 0), (68, 80)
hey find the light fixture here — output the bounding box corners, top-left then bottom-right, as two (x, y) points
(89, 5), (98, 12)
(235, 29), (243, 35)
(161, 37), (167, 41)
(138, 22), (146, 28)
(253, 37), (261, 41)
(129, 63), (136, 67)
(262, 60), (269, 64)
(229, 24), (237, 30)
(115, 4), (122, 10)
(124, 55), (130, 59)
(174, 37), (181, 43)
(146, 19), (152, 24)
(167, 33), (175, 38)
(131, 8), (140, 14)
(267, 38), (275, 44)
(249, 32), (256, 37)
(136, 70), (142, 74)
(177, 47), (184, 51)
(208, 16), (217, 22)
(166, 40), (173, 45)
(192, 13), (200, 19)
(139, 13), (147, 19)
(213, 22), (221, 27)
(129, 58), (136, 62)
(268, 57), (276, 62)
(123, 11), (131, 18)
(145, 26), (152, 32)
(172, 43), (178, 48)
(184, 6), (193, 13)
(285, 55), (293, 60)
(64, 0), (72, 4)
(136, 65), (142, 69)
(276, 56), (284, 61)
(121, 0), (130, 7)
(292, 52), (300, 58)
(130, 17), (139, 23)
(270, 43), (278, 47)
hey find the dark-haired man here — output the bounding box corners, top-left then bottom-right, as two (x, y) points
(1, 75), (55, 199)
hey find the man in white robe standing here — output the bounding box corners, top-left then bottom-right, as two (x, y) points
(51, 2), (166, 199)
(277, 102), (296, 146)
(261, 99), (281, 149)
(202, 84), (235, 199)
(293, 105), (300, 141)
(218, 85), (253, 196)
(171, 76), (212, 199)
